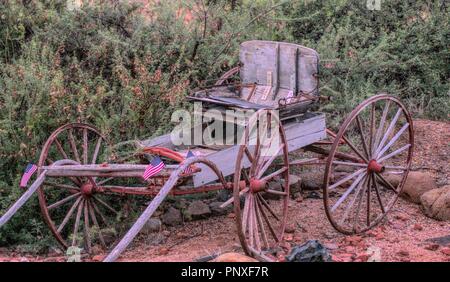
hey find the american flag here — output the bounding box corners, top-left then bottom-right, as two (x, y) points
(143, 156), (165, 181)
(20, 163), (37, 188)
(183, 150), (195, 174)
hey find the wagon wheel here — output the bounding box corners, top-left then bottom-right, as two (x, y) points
(37, 123), (121, 253)
(233, 109), (289, 259)
(324, 94), (414, 234)
(215, 66), (240, 86)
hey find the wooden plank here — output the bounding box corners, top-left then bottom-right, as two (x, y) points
(193, 113), (326, 186)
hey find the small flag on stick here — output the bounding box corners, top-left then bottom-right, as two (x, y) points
(20, 163), (37, 188)
(143, 156), (165, 181)
(183, 150), (195, 174)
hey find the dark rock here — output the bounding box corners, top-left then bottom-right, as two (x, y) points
(185, 200), (211, 220)
(209, 201), (232, 216)
(286, 240), (332, 262)
(289, 174), (302, 195)
(143, 218), (162, 233)
(216, 189), (232, 202)
(162, 207), (182, 226)
(305, 191), (322, 199)
(301, 172), (322, 191)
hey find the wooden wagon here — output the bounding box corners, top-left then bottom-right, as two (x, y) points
(0, 41), (414, 262)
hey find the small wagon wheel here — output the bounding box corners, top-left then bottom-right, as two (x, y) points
(233, 109), (289, 259)
(323, 94), (414, 234)
(215, 66), (240, 86)
(37, 123), (120, 252)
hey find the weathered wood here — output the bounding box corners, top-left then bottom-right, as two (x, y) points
(193, 113), (326, 186)
(103, 157), (225, 262)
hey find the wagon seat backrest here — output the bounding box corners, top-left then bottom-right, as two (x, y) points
(239, 40), (320, 109)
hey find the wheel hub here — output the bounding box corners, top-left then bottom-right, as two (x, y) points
(81, 182), (94, 196)
(249, 178), (267, 193)
(367, 159), (385, 173)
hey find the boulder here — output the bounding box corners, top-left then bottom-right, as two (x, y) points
(391, 171), (437, 203)
(209, 201), (232, 216)
(161, 207), (182, 226)
(185, 200), (211, 220)
(143, 218), (162, 233)
(289, 174), (302, 194)
(301, 171), (322, 191)
(420, 185), (450, 221)
(213, 252), (258, 262)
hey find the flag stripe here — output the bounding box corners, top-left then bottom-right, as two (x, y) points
(20, 164), (37, 188)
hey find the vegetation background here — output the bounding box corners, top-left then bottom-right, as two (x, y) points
(0, 0), (448, 251)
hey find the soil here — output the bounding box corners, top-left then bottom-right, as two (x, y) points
(0, 119), (449, 262)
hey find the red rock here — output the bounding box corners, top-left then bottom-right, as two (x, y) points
(214, 253), (258, 262)
(0, 257), (9, 262)
(296, 196), (303, 203)
(284, 233), (294, 242)
(344, 235), (363, 245)
(412, 223), (423, 231)
(227, 213), (235, 218)
(395, 214), (409, 222)
(92, 255), (104, 262)
(157, 247), (169, 255)
(355, 253), (369, 262)
(375, 233), (385, 240)
(397, 250), (409, 257)
(441, 247), (450, 256)
(324, 243), (339, 250)
(424, 244), (440, 251)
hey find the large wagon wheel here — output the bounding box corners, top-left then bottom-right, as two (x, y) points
(233, 109), (289, 259)
(37, 123), (120, 253)
(324, 94), (414, 234)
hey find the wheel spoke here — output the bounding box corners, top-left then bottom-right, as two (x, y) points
(375, 108), (402, 156)
(91, 200), (108, 225)
(255, 196), (279, 242)
(86, 200), (107, 248)
(241, 193), (251, 236)
(375, 173), (398, 194)
(82, 129), (88, 164)
(331, 172), (366, 212)
(332, 161), (367, 168)
(92, 195), (119, 214)
(48, 192), (81, 210)
(248, 195), (255, 248)
(54, 138), (69, 159)
(72, 199), (84, 246)
(221, 188), (249, 208)
(68, 129), (81, 163)
(329, 168), (365, 190)
(366, 176), (372, 226)
(337, 175), (366, 225)
(91, 137), (103, 164)
(57, 196), (83, 233)
(251, 196), (261, 252)
(260, 167), (287, 182)
(372, 174), (386, 213)
(376, 123), (409, 159)
(369, 103), (375, 154)
(254, 199), (269, 249)
(83, 199), (91, 252)
(356, 115), (370, 159)
(256, 144), (284, 179)
(377, 144), (411, 163)
(340, 135), (369, 163)
(257, 194), (280, 221)
(373, 100), (390, 154)
(352, 177), (368, 231)
(265, 189), (287, 196)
